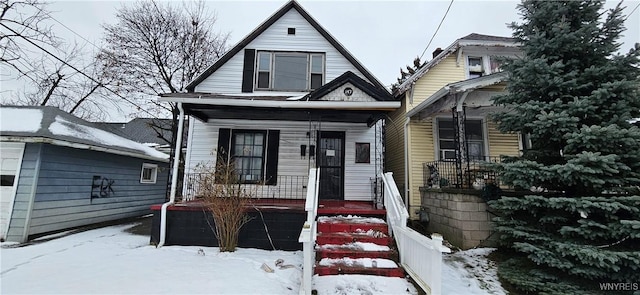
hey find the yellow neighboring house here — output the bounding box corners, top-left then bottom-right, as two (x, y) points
(386, 33), (523, 218)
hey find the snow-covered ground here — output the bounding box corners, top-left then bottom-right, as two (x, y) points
(1, 219), (505, 294)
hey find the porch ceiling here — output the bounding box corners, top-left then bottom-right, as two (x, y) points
(159, 95), (399, 125)
(183, 103), (389, 125)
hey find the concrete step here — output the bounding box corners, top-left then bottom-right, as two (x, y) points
(314, 257), (405, 277)
(317, 215), (388, 234)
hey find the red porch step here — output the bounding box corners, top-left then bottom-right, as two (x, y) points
(316, 231), (390, 246)
(317, 216), (388, 234)
(316, 244), (398, 260)
(314, 258), (405, 277)
(314, 213), (405, 278)
(317, 200), (386, 217)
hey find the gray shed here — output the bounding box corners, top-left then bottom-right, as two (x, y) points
(0, 106), (169, 243)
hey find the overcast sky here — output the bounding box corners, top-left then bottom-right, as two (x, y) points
(3, 0), (639, 120)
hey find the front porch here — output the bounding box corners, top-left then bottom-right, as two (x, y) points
(149, 199), (383, 250)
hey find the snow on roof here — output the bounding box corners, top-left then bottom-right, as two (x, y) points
(49, 116), (168, 160)
(0, 107), (43, 133)
(1, 106), (169, 162)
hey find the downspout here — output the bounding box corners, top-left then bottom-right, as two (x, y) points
(403, 117), (410, 210)
(158, 102), (185, 248)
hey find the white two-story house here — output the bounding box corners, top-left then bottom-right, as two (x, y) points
(160, 1), (399, 203)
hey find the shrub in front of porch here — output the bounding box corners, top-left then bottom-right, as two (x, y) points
(196, 162), (252, 252)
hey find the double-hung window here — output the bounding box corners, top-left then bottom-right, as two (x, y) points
(217, 128), (280, 185)
(256, 51), (324, 91)
(437, 118), (485, 161)
(140, 163), (158, 184)
(232, 131), (266, 183)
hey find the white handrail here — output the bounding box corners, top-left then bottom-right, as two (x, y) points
(298, 168), (319, 295)
(380, 172), (450, 295)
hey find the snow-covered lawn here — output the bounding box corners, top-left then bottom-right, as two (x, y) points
(1, 219), (505, 294)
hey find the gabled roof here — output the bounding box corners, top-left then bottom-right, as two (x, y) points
(394, 33), (517, 97)
(0, 106), (169, 162)
(186, 0), (388, 93)
(406, 72), (507, 118)
(306, 71), (393, 101)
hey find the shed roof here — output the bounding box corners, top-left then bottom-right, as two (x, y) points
(0, 106), (169, 162)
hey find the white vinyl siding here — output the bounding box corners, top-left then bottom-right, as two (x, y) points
(194, 9), (370, 94)
(185, 119), (379, 201)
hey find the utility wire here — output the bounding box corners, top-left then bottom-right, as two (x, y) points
(624, 1), (640, 21)
(1, 22), (158, 118)
(419, 0), (454, 60)
(49, 15), (103, 51)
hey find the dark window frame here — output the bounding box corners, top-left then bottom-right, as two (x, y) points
(254, 51), (325, 91)
(437, 118), (486, 161)
(231, 129), (267, 184)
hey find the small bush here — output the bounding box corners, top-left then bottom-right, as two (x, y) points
(195, 161), (252, 252)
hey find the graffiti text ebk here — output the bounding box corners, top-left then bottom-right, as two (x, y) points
(91, 175), (115, 198)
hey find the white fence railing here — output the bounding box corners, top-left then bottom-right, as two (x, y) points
(298, 168), (319, 295)
(381, 172), (451, 295)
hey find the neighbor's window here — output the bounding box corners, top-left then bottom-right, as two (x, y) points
(140, 163), (158, 184)
(437, 118), (485, 161)
(232, 131), (266, 183)
(467, 56), (484, 78)
(256, 51), (324, 91)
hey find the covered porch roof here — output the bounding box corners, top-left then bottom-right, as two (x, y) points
(406, 72), (507, 120)
(159, 94), (399, 125)
(161, 70), (398, 126)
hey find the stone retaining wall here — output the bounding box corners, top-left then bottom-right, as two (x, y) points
(419, 188), (496, 249)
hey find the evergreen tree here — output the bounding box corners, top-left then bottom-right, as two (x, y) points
(489, 1), (640, 293)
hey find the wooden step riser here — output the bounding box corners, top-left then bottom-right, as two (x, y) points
(314, 265), (405, 277)
(316, 236), (390, 246)
(317, 223), (388, 234)
(316, 250), (398, 260)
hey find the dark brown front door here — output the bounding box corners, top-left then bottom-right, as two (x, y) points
(317, 131), (345, 200)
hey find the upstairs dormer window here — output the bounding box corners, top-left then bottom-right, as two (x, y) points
(256, 51), (324, 91)
(467, 56), (484, 78)
(467, 55), (506, 78)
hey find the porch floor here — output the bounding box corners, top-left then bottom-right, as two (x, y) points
(151, 199), (384, 215)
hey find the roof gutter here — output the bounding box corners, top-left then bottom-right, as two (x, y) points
(158, 97), (400, 111)
(0, 136), (169, 163)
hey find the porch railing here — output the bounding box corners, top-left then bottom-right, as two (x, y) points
(182, 173), (308, 201)
(298, 168), (319, 295)
(423, 156), (501, 189)
(381, 172), (451, 295)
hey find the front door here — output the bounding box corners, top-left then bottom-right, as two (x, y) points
(317, 131), (345, 200)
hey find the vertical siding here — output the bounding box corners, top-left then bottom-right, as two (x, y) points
(407, 55), (465, 113)
(408, 118), (435, 216)
(23, 145), (168, 237)
(0, 142), (24, 240)
(186, 119), (378, 201)
(5, 143), (41, 242)
(487, 121), (520, 157)
(195, 9), (369, 94)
